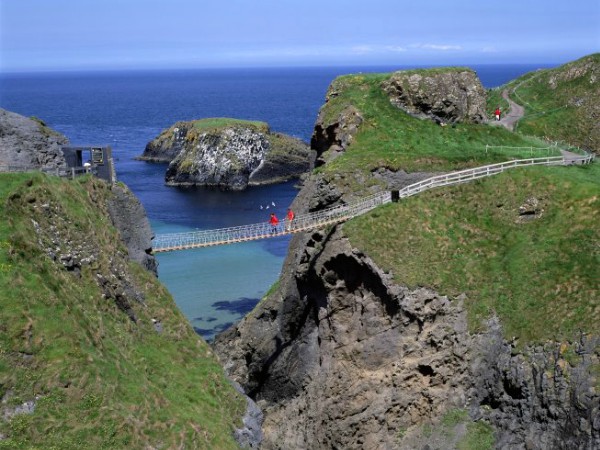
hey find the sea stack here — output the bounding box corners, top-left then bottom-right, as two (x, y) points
(139, 118), (311, 190)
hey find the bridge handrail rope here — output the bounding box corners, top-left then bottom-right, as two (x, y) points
(152, 152), (594, 252)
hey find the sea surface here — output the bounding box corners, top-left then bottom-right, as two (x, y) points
(0, 64), (553, 339)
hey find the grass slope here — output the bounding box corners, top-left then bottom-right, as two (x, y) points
(344, 164), (600, 343)
(0, 174), (244, 449)
(507, 53), (600, 152)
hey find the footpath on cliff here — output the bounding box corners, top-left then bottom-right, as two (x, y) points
(497, 89), (525, 131)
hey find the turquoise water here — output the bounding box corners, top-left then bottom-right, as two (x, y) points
(154, 227), (287, 338)
(149, 180), (297, 340)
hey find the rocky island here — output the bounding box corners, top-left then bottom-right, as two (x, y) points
(138, 118), (312, 190)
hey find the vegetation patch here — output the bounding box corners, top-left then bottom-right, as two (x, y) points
(398, 409), (494, 449)
(318, 71), (553, 177)
(344, 164), (600, 344)
(0, 173), (245, 449)
(507, 53), (599, 152)
(191, 117), (269, 134)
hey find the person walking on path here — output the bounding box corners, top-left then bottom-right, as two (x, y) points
(269, 213), (279, 234)
(494, 106), (501, 121)
(285, 208), (295, 231)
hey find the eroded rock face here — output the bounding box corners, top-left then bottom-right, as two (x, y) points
(381, 69), (488, 124)
(471, 320), (600, 450)
(311, 104), (363, 167)
(0, 108), (68, 170)
(214, 229), (473, 449)
(214, 226), (600, 449)
(107, 184), (158, 276)
(165, 127), (268, 190)
(138, 121), (195, 162)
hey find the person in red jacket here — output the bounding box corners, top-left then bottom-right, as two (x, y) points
(285, 208), (295, 231)
(494, 106), (501, 121)
(269, 212), (279, 234)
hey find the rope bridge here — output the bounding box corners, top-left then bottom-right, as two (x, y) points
(152, 152), (594, 253)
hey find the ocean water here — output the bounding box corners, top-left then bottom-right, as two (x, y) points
(0, 64), (553, 339)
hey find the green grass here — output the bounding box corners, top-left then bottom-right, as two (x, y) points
(398, 409), (494, 449)
(458, 421), (495, 450)
(191, 117), (269, 133)
(0, 173), (245, 449)
(317, 71), (553, 183)
(344, 164), (600, 344)
(508, 53), (599, 151)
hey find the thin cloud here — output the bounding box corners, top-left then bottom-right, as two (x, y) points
(352, 45), (407, 54)
(412, 43), (462, 51)
(481, 46), (497, 53)
(351, 45), (374, 55)
(384, 45), (407, 53)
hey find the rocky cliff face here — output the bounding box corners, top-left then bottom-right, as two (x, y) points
(140, 120), (311, 190)
(0, 108), (68, 170)
(137, 121), (195, 162)
(107, 184), (158, 276)
(215, 229), (474, 449)
(165, 126), (269, 190)
(380, 69), (488, 124)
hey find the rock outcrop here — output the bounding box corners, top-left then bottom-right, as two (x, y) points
(381, 69), (488, 124)
(215, 229), (474, 449)
(139, 119), (311, 190)
(107, 184), (158, 276)
(0, 108), (156, 276)
(0, 108), (68, 170)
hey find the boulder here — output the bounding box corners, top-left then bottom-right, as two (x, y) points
(381, 69), (488, 124)
(0, 108), (68, 170)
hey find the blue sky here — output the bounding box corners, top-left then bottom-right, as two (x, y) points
(1, 0), (598, 72)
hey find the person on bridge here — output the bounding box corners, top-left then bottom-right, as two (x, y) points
(285, 208), (295, 231)
(494, 106), (501, 121)
(269, 213), (279, 234)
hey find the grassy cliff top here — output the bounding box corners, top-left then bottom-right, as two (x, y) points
(191, 117), (269, 133)
(504, 53), (599, 152)
(345, 163), (599, 344)
(317, 70), (553, 178)
(0, 174), (244, 448)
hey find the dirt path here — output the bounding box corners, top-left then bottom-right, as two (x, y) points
(499, 89), (525, 131)
(496, 89), (525, 131)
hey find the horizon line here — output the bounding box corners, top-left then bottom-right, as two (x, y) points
(0, 61), (563, 76)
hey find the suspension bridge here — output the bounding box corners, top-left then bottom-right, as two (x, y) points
(152, 151), (594, 253)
